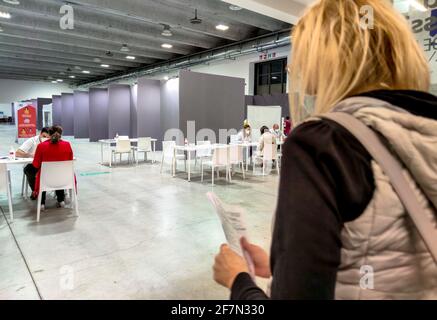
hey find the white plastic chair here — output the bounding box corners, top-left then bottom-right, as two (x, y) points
(160, 141), (186, 174)
(195, 141), (212, 167)
(21, 167), (29, 198)
(229, 144), (246, 180)
(134, 137), (153, 165)
(253, 135), (279, 175)
(201, 145), (230, 185)
(36, 161), (78, 222)
(230, 135), (240, 144)
(111, 137), (133, 166)
(0, 164), (13, 221)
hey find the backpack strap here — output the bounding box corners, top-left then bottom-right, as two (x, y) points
(321, 112), (437, 264)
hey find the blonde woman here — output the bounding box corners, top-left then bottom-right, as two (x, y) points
(213, 0), (437, 299)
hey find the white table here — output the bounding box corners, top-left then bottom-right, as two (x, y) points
(0, 157), (33, 198)
(99, 138), (157, 167)
(230, 140), (284, 171)
(173, 144), (227, 182)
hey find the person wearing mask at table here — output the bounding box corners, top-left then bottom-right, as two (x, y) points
(283, 116), (292, 137)
(213, 0), (437, 300)
(237, 124), (252, 143)
(32, 125), (74, 210)
(270, 124), (285, 142)
(16, 127), (50, 198)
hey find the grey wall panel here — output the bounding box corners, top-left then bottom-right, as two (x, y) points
(52, 95), (62, 126)
(11, 103), (15, 124)
(130, 84), (138, 139)
(89, 88), (109, 142)
(250, 93), (290, 118)
(108, 84), (131, 139)
(160, 78), (180, 145)
(179, 70), (245, 143)
(137, 78), (161, 140)
(61, 93), (74, 136)
(37, 98), (52, 130)
(73, 91), (90, 139)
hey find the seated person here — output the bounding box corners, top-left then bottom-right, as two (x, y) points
(270, 123), (285, 142)
(236, 124), (252, 143)
(16, 127), (50, 197)
(257, 126), (277, 156)
(284, 116), (292, 136)
(32, 126), (74, 210)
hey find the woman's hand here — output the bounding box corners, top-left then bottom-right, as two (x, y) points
(240, 237), (271, 278)
(213, 244), (249, 289)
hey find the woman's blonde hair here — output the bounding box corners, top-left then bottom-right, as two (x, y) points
(289, 0), (430, 123)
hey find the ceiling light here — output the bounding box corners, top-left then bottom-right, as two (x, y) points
(93, 57), (102, 63)
(163, 76), (169, 81)
(161, 25), (173, 37)
(82, 70), (90, 74)
(126, 55), (136, 60)
(74, 66), (82, 70)
(57, 79), (63, 82)
(3, 0), (20, 5)
(0, 11), (11, 19)
(51, 81), (58, 84)
(120, 44), (130, 52)
(408, 0), (427, 11)
(190, 9), (202, 24)
(216, 24), (229, 31)
(229, 5), (242, 11)
(161, 43), (173, 49)
(101, 64), (110, 68)
(69, 75), (76, 79)
(0, 26), (3, 32)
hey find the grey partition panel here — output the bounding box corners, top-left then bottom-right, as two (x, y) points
(74, 91), (90, 139)
(251, 93), (290, 118)
(52, 95), (62, 126)
(161, 78), (180, 144)
(108, 84), (131, 139)
(61, 93), (74, 136)
(137, 78), (161, 140)
(89, 88), (109, 142)
(37, 98), (52, 130)
(130, 84), (138, 139)
(179, 70), (245, 142)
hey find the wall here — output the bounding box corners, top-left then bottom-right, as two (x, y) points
(179, 70), (245, 142)
(0, 79), (72, 104)
(137, 78), (161, 140)
(108, 84), (131, 138)
(61, 93), (75, 136)
(0, 103), (11, 117)
(52, 95), (62, 126)
(37, 98), (52, 129)
(191, 45), (291, 95)
(160, 78), (180, 144)
(73, 91), (90, 139)
(89, 88), (109, 142)
(130, 84), (138, 139)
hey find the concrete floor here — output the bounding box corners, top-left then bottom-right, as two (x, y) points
(0, 124), (278, 300)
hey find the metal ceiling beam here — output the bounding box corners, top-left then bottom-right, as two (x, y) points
(157, 0), (289, 31)
(0, 35), (156, 65)
(0, 51), (127, 72)
(0, 44), (143, 68)
(52, 0), (251, 41)
(0, 1), (220, 49)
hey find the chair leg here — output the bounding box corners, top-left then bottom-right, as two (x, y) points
(262, 161), (266, 176)
(21, 172), (25, 196)
(253, 159), (256, 175)
(212, 166), (215, 186)
(73, 189), (79, 217)
(160, 153), (165, 173)
(37, 192), (42, 222)
(241, 162), (246, 179)
(7, 173), (13, 222)
(228, 167), (232, 183)
(201, 164), (204, 182)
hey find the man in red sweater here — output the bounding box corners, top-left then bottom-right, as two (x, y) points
(32, 126), (74, 209)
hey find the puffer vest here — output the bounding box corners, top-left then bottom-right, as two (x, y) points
(331, 97), (437, 300)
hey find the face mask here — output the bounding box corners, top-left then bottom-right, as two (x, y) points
(41, 137), (49, 142)
(245, 129), (251, 135)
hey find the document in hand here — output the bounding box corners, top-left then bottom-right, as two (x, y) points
(206, 192), (255, 277)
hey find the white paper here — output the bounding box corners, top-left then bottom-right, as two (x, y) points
(207, 192), (255, 278)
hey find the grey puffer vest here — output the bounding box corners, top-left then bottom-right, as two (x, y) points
(332, 97), (437, 300)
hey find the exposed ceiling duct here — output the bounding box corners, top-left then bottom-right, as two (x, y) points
(77, 28), (292, 89)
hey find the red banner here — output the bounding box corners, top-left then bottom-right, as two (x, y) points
(17, 105), (37, 139)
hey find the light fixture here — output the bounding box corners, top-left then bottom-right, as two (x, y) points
(408, 0), (427, 11)
(0, 25), (3, 32)
(69, 75), (76, 79)
(51, 81), (58, 84)
(101, 64), (110, 68)
(126, 55), (136, 60)
(74, 66), (82, 70)
(93, 57), (102, 63)
(3, 0), (20, 5)
(163, 76), (169, 81)
(0, 11), (11, 19)
(120, 44), (130, 52)
(216, 24), (229, 31)
(82, 70), (90, 74)
(161, 24), (173, 37)
(161, 43), (173, 49)
(57, 79), (63, 82)
(229, 5), (242, 11)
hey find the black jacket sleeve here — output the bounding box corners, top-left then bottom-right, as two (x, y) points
(231, 119), (375, 300)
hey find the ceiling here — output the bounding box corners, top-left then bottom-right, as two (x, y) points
(0, 0), (291, 85)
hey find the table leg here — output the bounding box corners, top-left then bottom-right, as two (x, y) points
(100, 142), (104, 165)
(188, 151), (191, 182)
(153, 141), (156, 163)
(109, 144), (112, 168)
(172, 148), (176, 177)
(246, 146), (250, 172)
